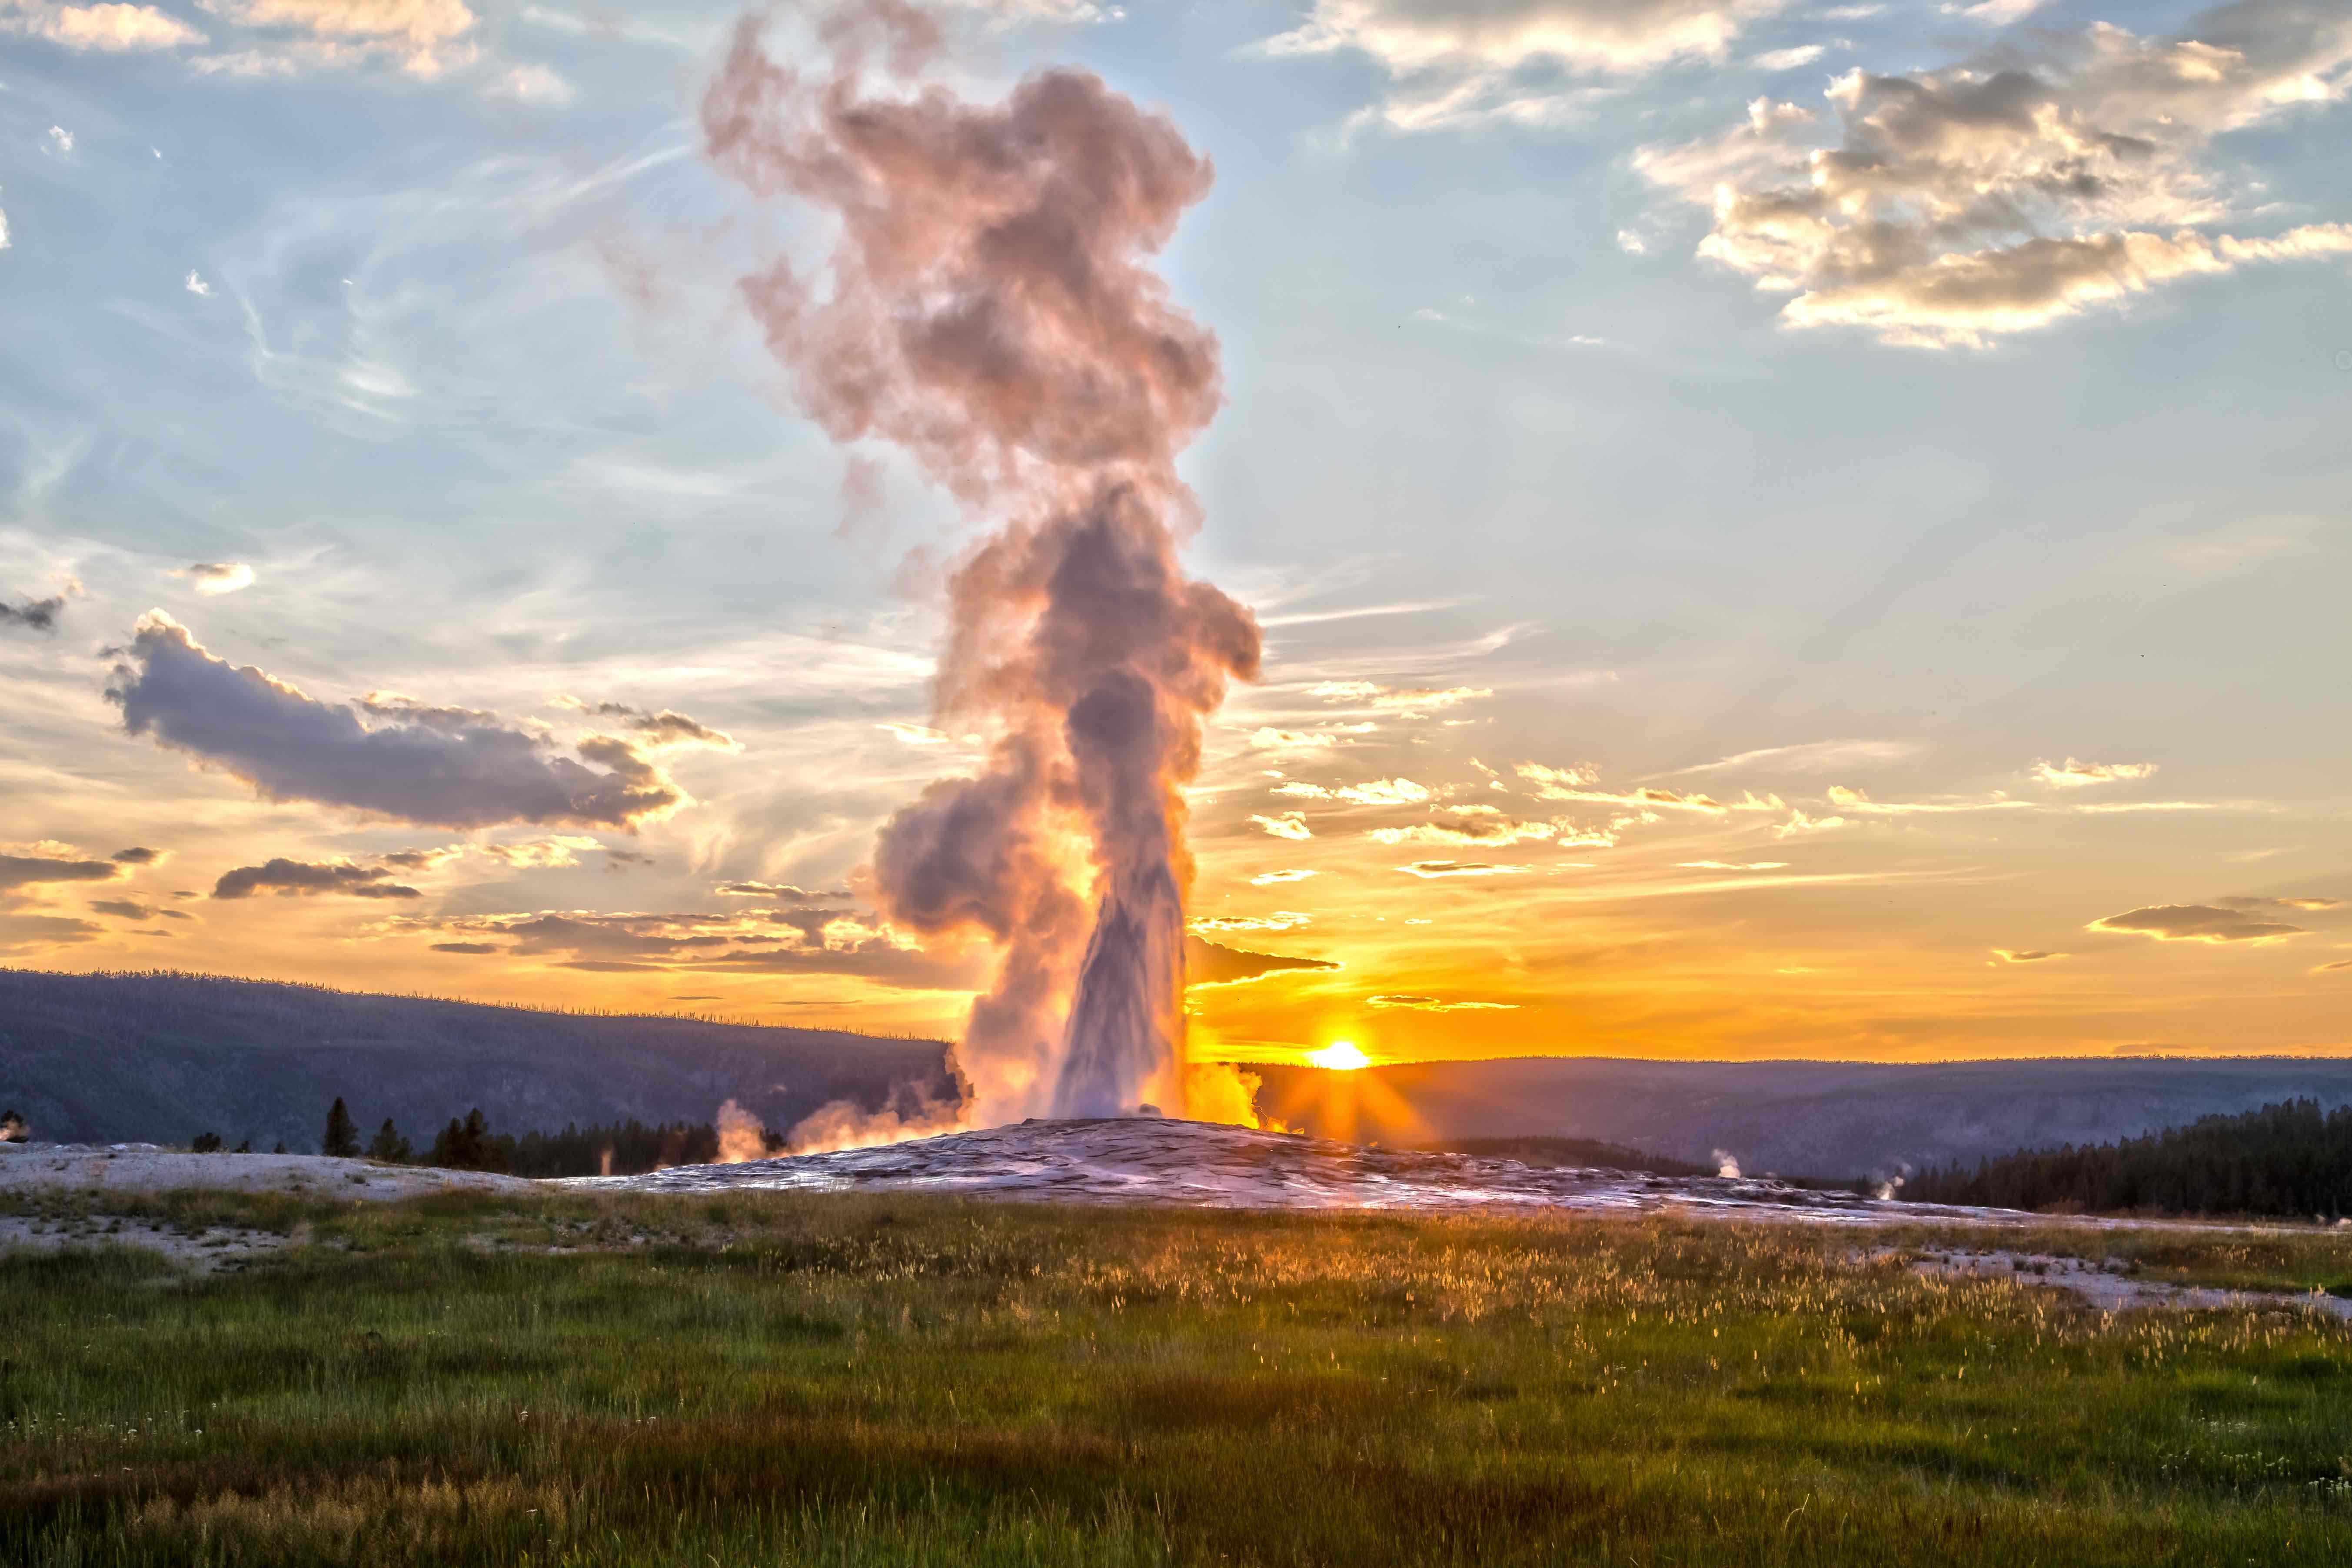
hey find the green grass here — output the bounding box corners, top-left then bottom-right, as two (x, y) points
(7, 1192), (2352, 1565)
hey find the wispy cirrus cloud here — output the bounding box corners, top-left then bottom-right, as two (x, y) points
(1647, 739), (1919, 779)
(2087, 903), (2309, 945)
(1635, 1), (2352, 346)
(2032, 758), (2158, 788)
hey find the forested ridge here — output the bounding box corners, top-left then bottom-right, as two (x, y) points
(1907, 1098), (2352, 1218)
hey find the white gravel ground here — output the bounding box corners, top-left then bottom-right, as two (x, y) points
(0, 1142), (530, 1201)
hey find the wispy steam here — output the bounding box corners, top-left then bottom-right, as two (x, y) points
(703, 3), (1260, 1125)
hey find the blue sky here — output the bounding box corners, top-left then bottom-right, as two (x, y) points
(3, 0), (2349, 1065)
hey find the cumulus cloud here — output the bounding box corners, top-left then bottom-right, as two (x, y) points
(173, 561), (252, 594)
(1397, 859), (1531, 877)
(213, 858), (422, 900)
(1251, 811), (1314, 840)
(0, 0), (204, 50)
(1992, 947), (2065, 962)
(1636, 3), (2352, 346)
(110, 614), (685, 831)
(198, 0), (479, 76)
(1261, 0), (1793, 130)
(183, 270), (213, 296)
(2087, 903), (2309, 944)
(0, 595), (65, 633)
(2032, 757), (2158, 787)
(0, 847), (129, 892)
(1771, 809), (1851, 836)
(1366, 992), (1518, 1010)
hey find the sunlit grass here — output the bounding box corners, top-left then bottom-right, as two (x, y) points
(7, 1192), (2352, 1565)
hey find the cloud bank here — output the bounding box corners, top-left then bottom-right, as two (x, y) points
(109, 614), (685, 831)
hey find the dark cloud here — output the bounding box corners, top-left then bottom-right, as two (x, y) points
(1992, 949), (2065, 963)
(717, 880), (845, 899)
(0, 852), (126, 892)
(0, 595), (64, 633)
(2314, 959), (2352, 974)
(1396, 859), (1533, 878)
(110, 846), (165, 865)
(396, 905), (977, 989)
(212, 859), (424, 901)
(89, 899), (153, 919)
(2087, 904), (2308, 944)
(1185, 936), (1341, 987)
(1364, 993), (1517, 1011)
(378, 846), (469, 871)
(0, 913), (106, 950)
(569, 700), (738, 751)
(429, 942), (504, 955)
(110, 615), (684, 831)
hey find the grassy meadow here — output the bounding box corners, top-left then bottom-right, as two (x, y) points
(7, 1187), (2352, 1565)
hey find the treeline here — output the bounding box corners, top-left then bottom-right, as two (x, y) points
(188, 1099), (781, 1177)
(1907, 1098), (2352, 1218)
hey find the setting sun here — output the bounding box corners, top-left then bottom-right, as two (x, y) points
(1308, 1042), (1370, 1072)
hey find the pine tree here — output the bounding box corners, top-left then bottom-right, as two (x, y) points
(366, 1118), (411, 1164)
(322, 1097), (360, 1159)
(190, 1131), (223, 1153)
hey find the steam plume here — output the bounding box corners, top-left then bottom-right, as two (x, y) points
(703, 3), (1260, 1125)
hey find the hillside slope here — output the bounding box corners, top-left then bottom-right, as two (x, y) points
(0, 968), (961, 1150)
(1249, 1056), (2352, 1180)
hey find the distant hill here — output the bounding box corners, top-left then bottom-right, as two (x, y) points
(1249, 1055), (2352, 1181)
(0, 968), (961, 1151)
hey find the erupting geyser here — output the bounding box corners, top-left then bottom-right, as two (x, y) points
(703, 2), (1259, 1125)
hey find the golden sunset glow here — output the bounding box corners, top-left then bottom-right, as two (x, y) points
(1308, 1041), (1370, 1072)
